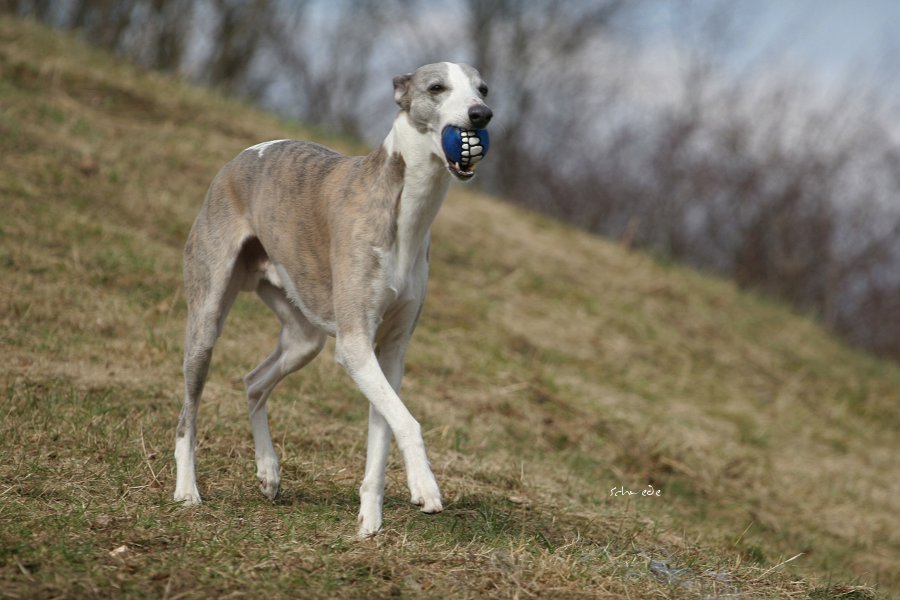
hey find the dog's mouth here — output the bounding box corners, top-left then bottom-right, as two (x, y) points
(441, 126), (489, 181)
(447, 160), (477, 180)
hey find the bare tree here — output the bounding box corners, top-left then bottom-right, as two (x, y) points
(201, 0), (273, 96)
(262, 0), (426, 138)
(463, 0), (623, 205)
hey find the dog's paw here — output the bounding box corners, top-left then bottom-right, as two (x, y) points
(173, 489), (202, 506)
(408, 472), (443, 514)
(256, 458), (280, 501)
(257, 471), (280, 501)
(357, 483), (385, 538)
(257, 476), (280, 501)
(356, 511), (383, 539)
(413, 494), (443, 514)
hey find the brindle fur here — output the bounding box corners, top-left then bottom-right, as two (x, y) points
(174, 62), (492, 537)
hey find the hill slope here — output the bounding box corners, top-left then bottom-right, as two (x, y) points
(1, 17), (898, 599)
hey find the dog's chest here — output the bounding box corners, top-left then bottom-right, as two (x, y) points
(370, 175), (446, 309)
(372, 239), (428, 311)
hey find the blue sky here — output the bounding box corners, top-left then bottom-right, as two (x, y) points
(753, 0), (898, 83)
(631, 0), (900, 91)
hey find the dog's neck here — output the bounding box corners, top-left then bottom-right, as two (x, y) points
(380, 113), (451, 274)
(381, 112), (447, 182)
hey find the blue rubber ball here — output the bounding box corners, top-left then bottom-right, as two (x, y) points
(441, 126), (490, 167)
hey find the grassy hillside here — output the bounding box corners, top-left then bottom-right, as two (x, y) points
(2, 17), (898, 599)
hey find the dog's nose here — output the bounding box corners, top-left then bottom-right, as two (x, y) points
(468, 104), (493, 128)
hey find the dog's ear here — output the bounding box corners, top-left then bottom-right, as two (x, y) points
(393, 73), (413, 111)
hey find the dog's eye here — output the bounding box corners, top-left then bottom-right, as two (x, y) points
(478, 85), (488, 97)
(428, 83), (445, 93)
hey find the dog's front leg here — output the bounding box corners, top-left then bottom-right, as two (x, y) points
(356, 329), (420, 536)
(337, 333), (442, 535)
(358, 404), (391, 537)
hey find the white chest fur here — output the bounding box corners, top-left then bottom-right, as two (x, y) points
(376, 116), (450, 306)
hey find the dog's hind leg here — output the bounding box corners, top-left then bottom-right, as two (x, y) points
(245, 280), (325, 500)
(174, 228), (246, 505)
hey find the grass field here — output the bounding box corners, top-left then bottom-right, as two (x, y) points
(1, 17), (899, 599)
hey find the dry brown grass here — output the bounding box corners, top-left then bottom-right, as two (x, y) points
(0, 17), (897, 599)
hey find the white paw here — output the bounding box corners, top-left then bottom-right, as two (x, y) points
(357, 511), (383, 539)
(257, 475), (280, 501)
(408, 469), (443, 514)
(357, 490), (384, 538)
(174, 488), (202, 506)
(256, 461), (280, 501)
(256, 454), (280, 500)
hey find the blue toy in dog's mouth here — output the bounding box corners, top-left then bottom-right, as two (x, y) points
(441, 126), (490, 180)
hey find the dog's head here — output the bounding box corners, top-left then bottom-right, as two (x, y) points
(393, 62), (492, 181)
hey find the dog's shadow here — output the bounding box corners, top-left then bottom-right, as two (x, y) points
(242, 483), (561, 549)
(386, 493), (561, 549)
(270, 486), (357, 510)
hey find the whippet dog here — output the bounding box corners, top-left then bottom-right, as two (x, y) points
(174, 63), (493, 537)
